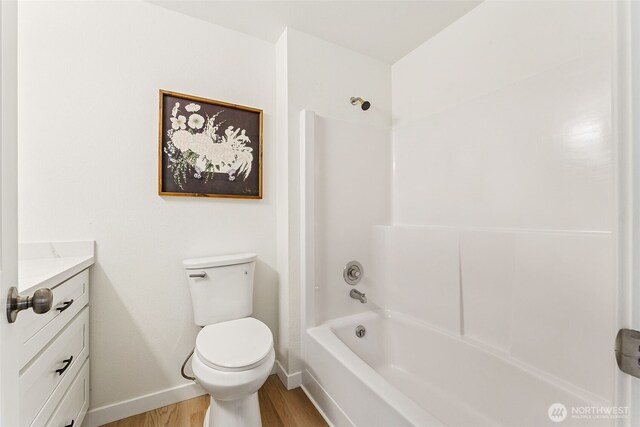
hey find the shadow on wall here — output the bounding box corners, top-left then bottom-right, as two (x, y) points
(88, 260), (179, 407)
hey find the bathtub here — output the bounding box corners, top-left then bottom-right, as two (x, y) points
(303, 310), (612, 427)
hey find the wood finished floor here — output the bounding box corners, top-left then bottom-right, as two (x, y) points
(99, 375), (328, 427)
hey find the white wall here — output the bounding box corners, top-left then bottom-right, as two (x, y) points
(388, 0), (615, 402)
(276, 28), (391, 374)
(17, 0), (277, 410)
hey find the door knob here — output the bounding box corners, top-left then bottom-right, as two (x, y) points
(6, 286), (53, 323)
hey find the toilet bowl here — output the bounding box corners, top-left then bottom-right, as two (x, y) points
(184, 253), (272, 427)
(191, 316), (274, 427)
(192, 348), (275, 427)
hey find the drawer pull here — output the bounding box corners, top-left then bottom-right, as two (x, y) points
(56, 299), (74, 312)
(56, 356), (73, 375)
(64, 421), (75, 427)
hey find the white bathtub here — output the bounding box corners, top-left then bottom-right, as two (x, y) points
(303, 310), (612, 427)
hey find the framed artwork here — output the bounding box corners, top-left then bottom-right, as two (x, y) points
(158, 90), (263, 198)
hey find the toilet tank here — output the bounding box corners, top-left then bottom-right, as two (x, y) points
(183, 253), (257, 326)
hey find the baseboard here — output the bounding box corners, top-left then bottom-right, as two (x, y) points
(82, 382), (206, 427)
(82, 361), (280, 427)
(275, 359), (302, 390)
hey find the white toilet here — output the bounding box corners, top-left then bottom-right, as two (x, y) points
(184, 253), (274, 427)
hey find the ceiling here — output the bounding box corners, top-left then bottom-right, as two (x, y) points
(148, 1), (481, 64)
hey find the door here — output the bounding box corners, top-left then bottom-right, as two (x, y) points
(616, 1), (640, 426)
(0, 0), (20, 426)
(629, 1), (640, 422)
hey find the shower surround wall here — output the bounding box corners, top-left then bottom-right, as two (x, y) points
(388, 0), (614, 403)
(310, 114), (390, 325)
(301, 0), (617, 425)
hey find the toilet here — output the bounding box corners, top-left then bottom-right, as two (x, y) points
(184, 253), (274, 427)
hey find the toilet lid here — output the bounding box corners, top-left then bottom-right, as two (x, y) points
(195, 317), (273, 371)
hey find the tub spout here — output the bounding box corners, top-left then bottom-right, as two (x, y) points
(350, 289), (367, 303)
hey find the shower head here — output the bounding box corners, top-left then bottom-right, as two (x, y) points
(350, 97), (371, 111)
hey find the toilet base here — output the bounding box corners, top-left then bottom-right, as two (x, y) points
(203, 393), (262, 427)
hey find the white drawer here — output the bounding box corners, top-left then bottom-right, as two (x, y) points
(20, 308), (89, 427)
(43, 359), (89, 427)
(20, 269), (89, 368)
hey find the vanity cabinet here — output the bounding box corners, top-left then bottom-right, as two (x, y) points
(18, 242), (94, 427)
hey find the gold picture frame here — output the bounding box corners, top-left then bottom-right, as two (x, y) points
(158, 90), (263, 199)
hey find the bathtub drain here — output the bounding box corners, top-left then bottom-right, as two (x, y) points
(355, 325), (366, 338)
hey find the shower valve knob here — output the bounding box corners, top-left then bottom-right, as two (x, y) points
(343, 261), (363, 285)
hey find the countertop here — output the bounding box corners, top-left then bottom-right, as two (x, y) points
(18, 241), (95, 294)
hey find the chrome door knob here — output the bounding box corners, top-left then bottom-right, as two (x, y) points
(6, 286), (53, 323)
(32, 288), (54, 314)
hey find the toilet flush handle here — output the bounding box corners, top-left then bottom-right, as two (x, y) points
(189, 272), (206, 278)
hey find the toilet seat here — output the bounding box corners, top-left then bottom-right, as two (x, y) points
(195, 317), (273, 372)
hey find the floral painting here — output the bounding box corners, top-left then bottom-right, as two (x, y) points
(158, 90), (262, 198)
